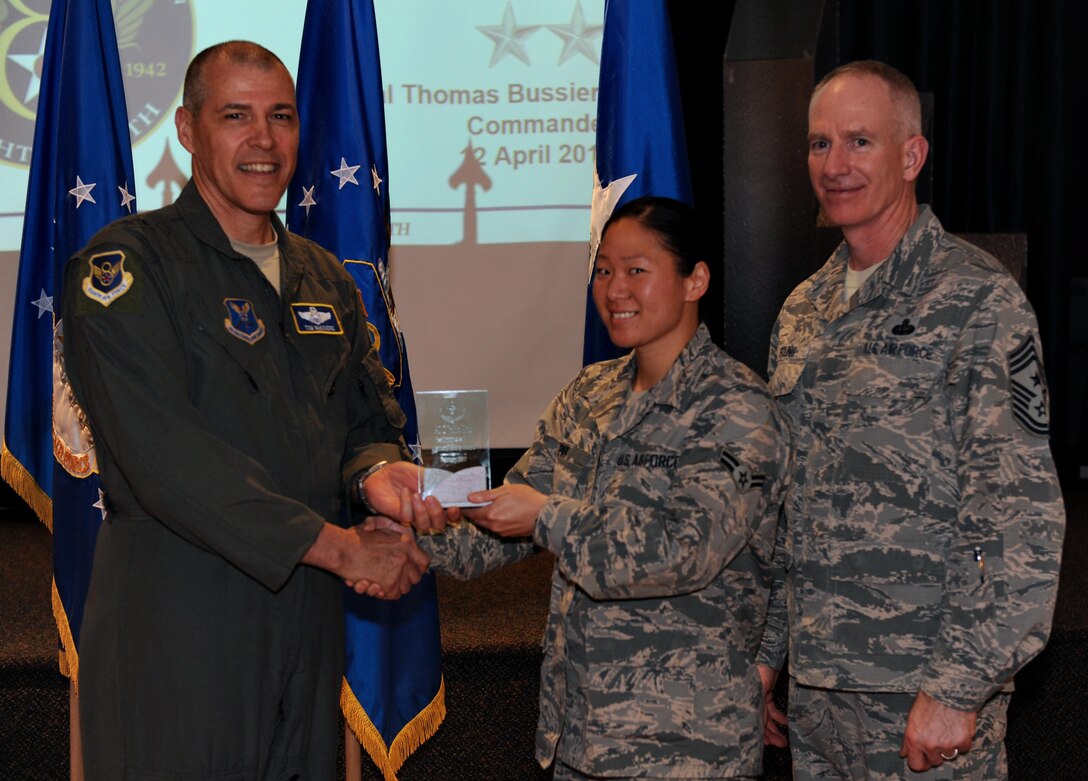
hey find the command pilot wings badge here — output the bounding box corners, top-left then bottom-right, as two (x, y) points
(82, 251), (133, 306)
(290, 302), (343, 335)
(720, 449), (766, 492)
(1008, 335), (1049, 436)
(223, 298), (266, 345)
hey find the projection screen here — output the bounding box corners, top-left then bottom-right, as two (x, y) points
(0, 0), (604, 447)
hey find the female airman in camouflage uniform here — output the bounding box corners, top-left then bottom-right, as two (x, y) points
(418, 197), (788, 779)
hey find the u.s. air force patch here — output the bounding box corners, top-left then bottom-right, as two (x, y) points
(82, 251), (133, 306)
(1008, 335), (1049, 436)
(290, 303), (343, 335)
(223, 299), (266, 345)
(720, 449), (765, 492)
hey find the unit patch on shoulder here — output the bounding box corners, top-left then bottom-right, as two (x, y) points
(720, 449), (766, 492)
(1008, 335), (1049, 436)
(82, 251), (133, 306)
(290, 303), (344, 335)
(223, 298), (266, 345)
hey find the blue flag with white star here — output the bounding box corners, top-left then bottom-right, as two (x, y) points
(583, 0), (693, 364)
(286, 1), (442, 777)
(1, 0), (136, 680)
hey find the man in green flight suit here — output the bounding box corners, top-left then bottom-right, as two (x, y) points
(60, 41), (441, 780)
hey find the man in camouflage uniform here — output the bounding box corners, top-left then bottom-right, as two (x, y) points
(421, 322), (787, 779)
(756, 60), (1065, 779)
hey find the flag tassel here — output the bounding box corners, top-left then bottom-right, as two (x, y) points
(1, 444), (53, 530)
(341, 677), (447, 781)
(51, 578), (80, 686)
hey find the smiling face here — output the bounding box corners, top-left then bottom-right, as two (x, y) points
(592, 217), (706, 365)
(807, 73), (927, 254)
(175, 57), (298, 243)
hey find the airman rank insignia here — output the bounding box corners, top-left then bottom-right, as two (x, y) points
(223, 298), (266, 345)
(720, 449), (766, 492)
(290, 303), (343, 335)
(1008, 335), (1049, 436)
(82, 251), (133, 306)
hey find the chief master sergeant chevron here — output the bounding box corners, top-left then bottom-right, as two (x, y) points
(59, 41), (445, 779)
(756, 60), (1065, 780)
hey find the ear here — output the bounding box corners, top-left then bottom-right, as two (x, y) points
(684, 260), (710, 303)
(175, 105), (195, 154)
(902, 134), (929, 183)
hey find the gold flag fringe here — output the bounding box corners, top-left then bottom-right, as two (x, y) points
(2, 445), (76, 686)
(1, 442), (53, 530)
(1, 443), (79, 687)
(340, 676), (446, 781)
(51, 579), (80, 689)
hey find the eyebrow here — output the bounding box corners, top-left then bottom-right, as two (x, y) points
(218, 102), (297, 112)
(807, 126), (879, 144)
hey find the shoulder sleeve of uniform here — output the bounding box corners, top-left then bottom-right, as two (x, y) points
(924, 273), (1064, 710)
(64, 220), (161, 318)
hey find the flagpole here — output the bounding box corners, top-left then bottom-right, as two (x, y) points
(288, 2), (444, 778)
(70, 685), (84, 781)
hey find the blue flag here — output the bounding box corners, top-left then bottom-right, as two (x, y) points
(286, 2), (443, 778)
(583, 0), (693, 365)
(0, 0), (136, 681)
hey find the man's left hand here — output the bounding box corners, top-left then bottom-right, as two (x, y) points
(900, 689), (976, 772)
(362, 461), (460, 533)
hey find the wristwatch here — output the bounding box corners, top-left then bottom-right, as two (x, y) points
(354, 460), (388, 514)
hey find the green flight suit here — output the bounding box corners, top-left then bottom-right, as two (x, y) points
(61, 183), (405, 780)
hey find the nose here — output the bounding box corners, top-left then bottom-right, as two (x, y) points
(249, 118), (274, 149)
(605, 273), (629, 301)
(822, 143), (849, 178)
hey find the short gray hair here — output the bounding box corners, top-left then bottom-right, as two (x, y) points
(813, 60), (922, 138)
(182, 41), (288, 113)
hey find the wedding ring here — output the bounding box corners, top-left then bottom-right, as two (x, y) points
(939, 748), (960, 761)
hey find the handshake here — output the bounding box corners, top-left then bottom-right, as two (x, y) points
(300, 461), (456, 600)
(306, 461), (550, 600)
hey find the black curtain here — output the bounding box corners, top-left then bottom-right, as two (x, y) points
(838, 0), (1085, 477)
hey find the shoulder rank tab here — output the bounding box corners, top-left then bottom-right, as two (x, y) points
(1008, 335), (1049, 436)
(720, 449), (766, 492)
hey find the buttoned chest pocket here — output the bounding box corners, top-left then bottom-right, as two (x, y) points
(842, 355), (943, 418)
(769, 359), (805, 398)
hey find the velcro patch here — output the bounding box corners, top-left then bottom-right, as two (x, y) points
(290, 302), (343, 335)
(223, 298), (266, 345)
(1008, 336), (1049, 436)
(720, 449), (766, 492)
(81, 251), (133, 306)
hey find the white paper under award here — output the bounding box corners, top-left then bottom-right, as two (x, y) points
(415, 390), (490, 507)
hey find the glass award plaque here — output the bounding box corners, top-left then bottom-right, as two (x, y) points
(415, 390), (490, 507)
